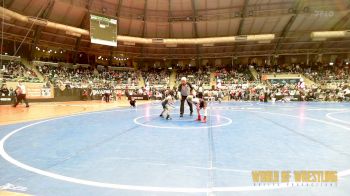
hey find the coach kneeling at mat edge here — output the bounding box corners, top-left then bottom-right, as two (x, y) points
(178, 77), (193, 117)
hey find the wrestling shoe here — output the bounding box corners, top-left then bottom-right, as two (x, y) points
(196, 115), (201, 121)
(202, 116), (207, 123)
(160, 114), (164, 118)
(180, 114), (183, 118)
(166, 115), (172, 120)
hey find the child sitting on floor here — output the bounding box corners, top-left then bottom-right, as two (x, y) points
(130, 97), (136, 108)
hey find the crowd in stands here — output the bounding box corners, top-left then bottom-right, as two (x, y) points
(248, 62), (350, 102)
(255, 62), (350, 84)
(1, 58), (350, 102)
(175, 67), (211, 87)
(1, 61), (39, 83)
(36, 56), (65, 63)
(188, 82), (350, 102)
(304, 63), (349, 84)
(37, 64), (139, 89)
(0, 83), (14, 97)
(255, 63), (306, 74)
(214, 66), (253, 86)
(269, 83), (350, 102)
(33, 62), (350, 103)
(142, 68), (170, 87)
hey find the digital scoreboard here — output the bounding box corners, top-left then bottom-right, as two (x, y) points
(90, 14), (117, 47)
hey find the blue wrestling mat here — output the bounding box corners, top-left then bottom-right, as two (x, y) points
(0, 101), (349, 196)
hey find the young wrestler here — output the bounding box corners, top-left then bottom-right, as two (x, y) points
(159, 94), (175, 120)
(130, 97), (136, 107)
(192, 97), (208, 123)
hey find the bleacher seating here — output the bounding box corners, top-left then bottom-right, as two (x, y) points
(37, 63), (139, 88)
(1, 60), (40, 83)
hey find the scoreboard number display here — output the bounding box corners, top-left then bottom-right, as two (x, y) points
(90, 14), (117, 47)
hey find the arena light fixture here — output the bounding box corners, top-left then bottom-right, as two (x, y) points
(247, 34), (275, 41)
(0, 14), (11, 20)
(118, 34), (275, 45)
(235, 35), (247, 41)
(0, 6), (90, 36)
(203, 43), (214, 47)
(165, 44), (177, 47)
(311, 30), (350, 39)
(27, 16), (48, 26)
(123, 42), (135, 46)
(66, 31), (81, 37)
(152, 38), (164, 44)
(311, 37), (327, 41)
(117, 35), (150, 44)
(258, 40), (271, 44)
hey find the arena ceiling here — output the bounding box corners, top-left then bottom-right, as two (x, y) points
(1, 0), (350, 60)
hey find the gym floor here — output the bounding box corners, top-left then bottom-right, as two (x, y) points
(0, 101), (349, 196)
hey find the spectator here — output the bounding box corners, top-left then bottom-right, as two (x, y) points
(0, 84), (9, 96)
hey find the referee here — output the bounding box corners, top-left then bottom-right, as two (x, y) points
(178, 77), (193, 117)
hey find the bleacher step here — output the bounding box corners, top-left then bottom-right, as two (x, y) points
(138, 72), (145, 87)
(169, 70), (177, 89)
(249, 66), (259, 81)
(21, 59), (44, 82)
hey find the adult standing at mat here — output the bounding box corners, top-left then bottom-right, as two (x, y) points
(178, 77), (193, 117)
(13, 80), (29, 108)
